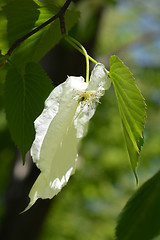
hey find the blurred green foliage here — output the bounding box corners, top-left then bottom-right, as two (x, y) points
(0, 0), (160, 239)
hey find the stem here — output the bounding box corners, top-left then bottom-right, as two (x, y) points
(65, 36), (91, 82)
(66, 36), (97, 64)
(83, 45), (89, 83)
(7, 0), (72, 56)
(65, 36), (99, 82)
(72, 38), (90, 83)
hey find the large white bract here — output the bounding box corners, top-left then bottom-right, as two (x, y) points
(25, 63), (111, 211)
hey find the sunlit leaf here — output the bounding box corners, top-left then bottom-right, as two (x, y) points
(109, 55), (146, 181)
(116, 171), (160, 240)
(3, 0), (40, 46)
(4, 62), (53, 161)
(0, 0), (79, 68)
(0, 51), (7, 67)
(10, 9), (79, 68)
(0, 0), (40, 53)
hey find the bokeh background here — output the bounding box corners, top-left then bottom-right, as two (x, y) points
(0, 0), (160, 239)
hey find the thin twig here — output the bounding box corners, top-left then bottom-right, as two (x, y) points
(59, 15), (66, 35)
(7, 0), (72, 56)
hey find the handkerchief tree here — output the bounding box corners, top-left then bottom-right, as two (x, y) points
(0, 0), (151, 238)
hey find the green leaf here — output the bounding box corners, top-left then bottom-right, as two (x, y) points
(116, 171), (160, 240)
(109, 55), (146, 182)
(4, 62), (53, 161)
(0, 51), (7, 67)
(0, 0), (40, 53)
(0, 5), (9, 53)
(10, 9), (80, 68)
(3, 0), (40, 47)
(0, 0), (79, 68)
(0, 52), (9, 95)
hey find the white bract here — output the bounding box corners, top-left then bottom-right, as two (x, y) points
(25, 63), (111, 211)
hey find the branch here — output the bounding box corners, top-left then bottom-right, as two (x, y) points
(7, 0), (72, 56)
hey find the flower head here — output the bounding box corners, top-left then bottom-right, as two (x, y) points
(24, 63), (111, 211)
